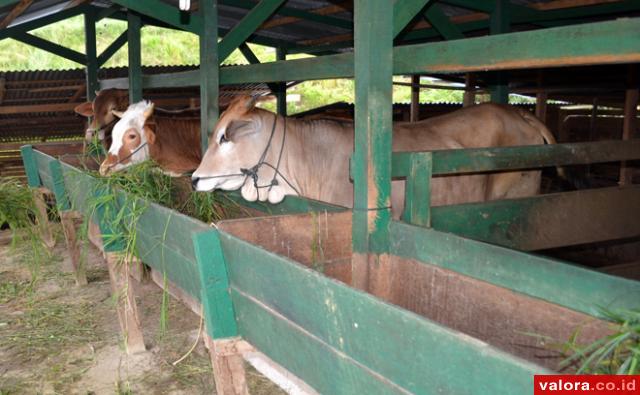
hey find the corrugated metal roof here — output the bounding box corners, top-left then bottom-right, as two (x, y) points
(0, 64), (269, 142)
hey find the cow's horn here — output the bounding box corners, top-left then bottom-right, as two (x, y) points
(143, 102), (155, 119)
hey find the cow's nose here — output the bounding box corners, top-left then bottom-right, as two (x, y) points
(191, 177), (200, 190)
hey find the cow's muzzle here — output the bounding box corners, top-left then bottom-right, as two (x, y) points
(99, 154), (118, 176)
(191, 177), (200, 190)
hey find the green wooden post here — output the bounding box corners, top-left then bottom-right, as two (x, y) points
(401, 152), (432, 227)
(489, 0), (510, 104)
(127, 12), (142, 103)
(48, 160), (70, 212)
(352, 1), (393, 289)
(84, 9), (99, 100)
(20, 145), (41, 187)
(193, 230), (239, 339)
(199, 0), (219, 155)
(275, 47), (287, 116)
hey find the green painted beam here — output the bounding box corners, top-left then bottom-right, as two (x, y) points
(0, 0), (19, 8)
(48, 159), (71, 212)
(220, 0), (352, 30)
(220, 190), (346, 215)
(101, 19), (640, 87)
(275, 47), (287, 116)
(430, 186), (640, 251)
(400, 152), (432, 228)
(352, 0), (394, 255)
(127, 12), (142, 103)
(20, 145), (40, 187)
(95, 5), (120, 22)
(218, 0), (285, 63)
(489, 0), (510, 104)
(423, 3), (464, 40)
(194, 230), (239, 339)
(220, 232), (547, 394)
(0, 5), (91, 40)
(111, 0), (201, 34)
(238, 42), (280, 94)
(97, 29), (128, 67)
(84, 10), (99, 100)
(199, 0), (218, 156)
(392, 140), (640, 177)
(393, 0), (433, 38)
(390, 221), (640, 319)
(12, 32), (87, 64)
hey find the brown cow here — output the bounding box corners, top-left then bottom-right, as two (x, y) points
(74, 89), (129, 149)
(99, 101), (201, 176)
(191, 96), (559, 217)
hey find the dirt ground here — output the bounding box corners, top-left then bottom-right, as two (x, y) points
(0, 227), (285, 395)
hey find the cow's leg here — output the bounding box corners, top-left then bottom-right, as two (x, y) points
(60, 211), (88, 286)
(204, 335), (249, 395)
(104, 252), (146, 354)
(32, 188), (55, 249)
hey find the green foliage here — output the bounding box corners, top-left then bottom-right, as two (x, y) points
(561, 308), (640, 374)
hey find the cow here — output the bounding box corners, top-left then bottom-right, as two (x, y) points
(74, 89), (129, 150)
(191, 95), (559, 217)
(99, 100), (202, 177)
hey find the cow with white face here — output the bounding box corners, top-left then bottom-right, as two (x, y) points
(100, 100), (202, 177)
(192, 95), (558, 217)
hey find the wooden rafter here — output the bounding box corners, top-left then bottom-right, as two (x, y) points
(0, 0), (33, 29)
(68, 83), (86, 102)
(260, 2), (351, 29)
(0, 78), (5, 105)
(531, 0), (622, 11)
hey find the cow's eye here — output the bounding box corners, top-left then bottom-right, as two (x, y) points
(219, 134), (229, 144)
(128, 134), (137, 140)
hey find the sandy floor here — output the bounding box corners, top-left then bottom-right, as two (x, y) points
(0, 227), (285, 395)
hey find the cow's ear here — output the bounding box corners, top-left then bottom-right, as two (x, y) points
(112, 110), (124, 118)
(144, 125), (156, 145)
(74, 102), (94, 117)
(143, 102), (155, 119)
(245, 95), (258, 111)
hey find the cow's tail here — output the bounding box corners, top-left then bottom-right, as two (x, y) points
(520, 109), (566, 179)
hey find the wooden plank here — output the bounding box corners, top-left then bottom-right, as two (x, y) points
(409, 75), (419, 122)
(32, 187), (55, 249)
(430, 186), (640, 250)
(60, 211), (88, 286)
(219, 232), (546, 394)
(20, 145), (40, 187)
(0, 78), (5, 105)
(0, 0), (33, 29)
(400, 152), (432, 228)
(389, 220), (640, 318)
(392, 140), (640, 177)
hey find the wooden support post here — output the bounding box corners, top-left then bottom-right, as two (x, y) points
(489, 0), (510, 104)
(105, 252), (146, 354)
(352, 1), (393, 292)
(620, 66), (638, 185)
(410, 75), (420, 122)
(32, 188), (55, 249)
(199, 0), (219, 155)
(536, 92), (548, 122)
(463, 73), (475, 107)
(60, 211), (88, 286)
(127, 12), (142, 103)
(276, 47), (287, 116)
(194, 230), (247, 395)
(84, 9), (98, 100)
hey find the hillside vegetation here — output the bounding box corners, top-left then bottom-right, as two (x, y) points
(0, 16), (519, 113)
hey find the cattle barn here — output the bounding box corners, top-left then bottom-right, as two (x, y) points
(3, 0), (640, 394)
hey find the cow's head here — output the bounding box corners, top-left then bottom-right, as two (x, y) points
(74, 89), (128, 144)
(99, 100), (156, 176)
(192, 95), (288, 203)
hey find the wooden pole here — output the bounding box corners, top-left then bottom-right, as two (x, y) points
(620, 66), (638, 185)
(536, 92), (548, 123)
(489, 0), (510, 104)
(352, 0), (393, 292)
(463, 72), (476, 107)
(60, 211), (88, 286)
(105, 252), (146, 354)
(410, 75), (420, 122)
(199, 0), (219, 155)
(32, 188), (55, 249)
(276, 47), (287, 116)
(84, 9), (98, 100)
(127, 12), (142, 103)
